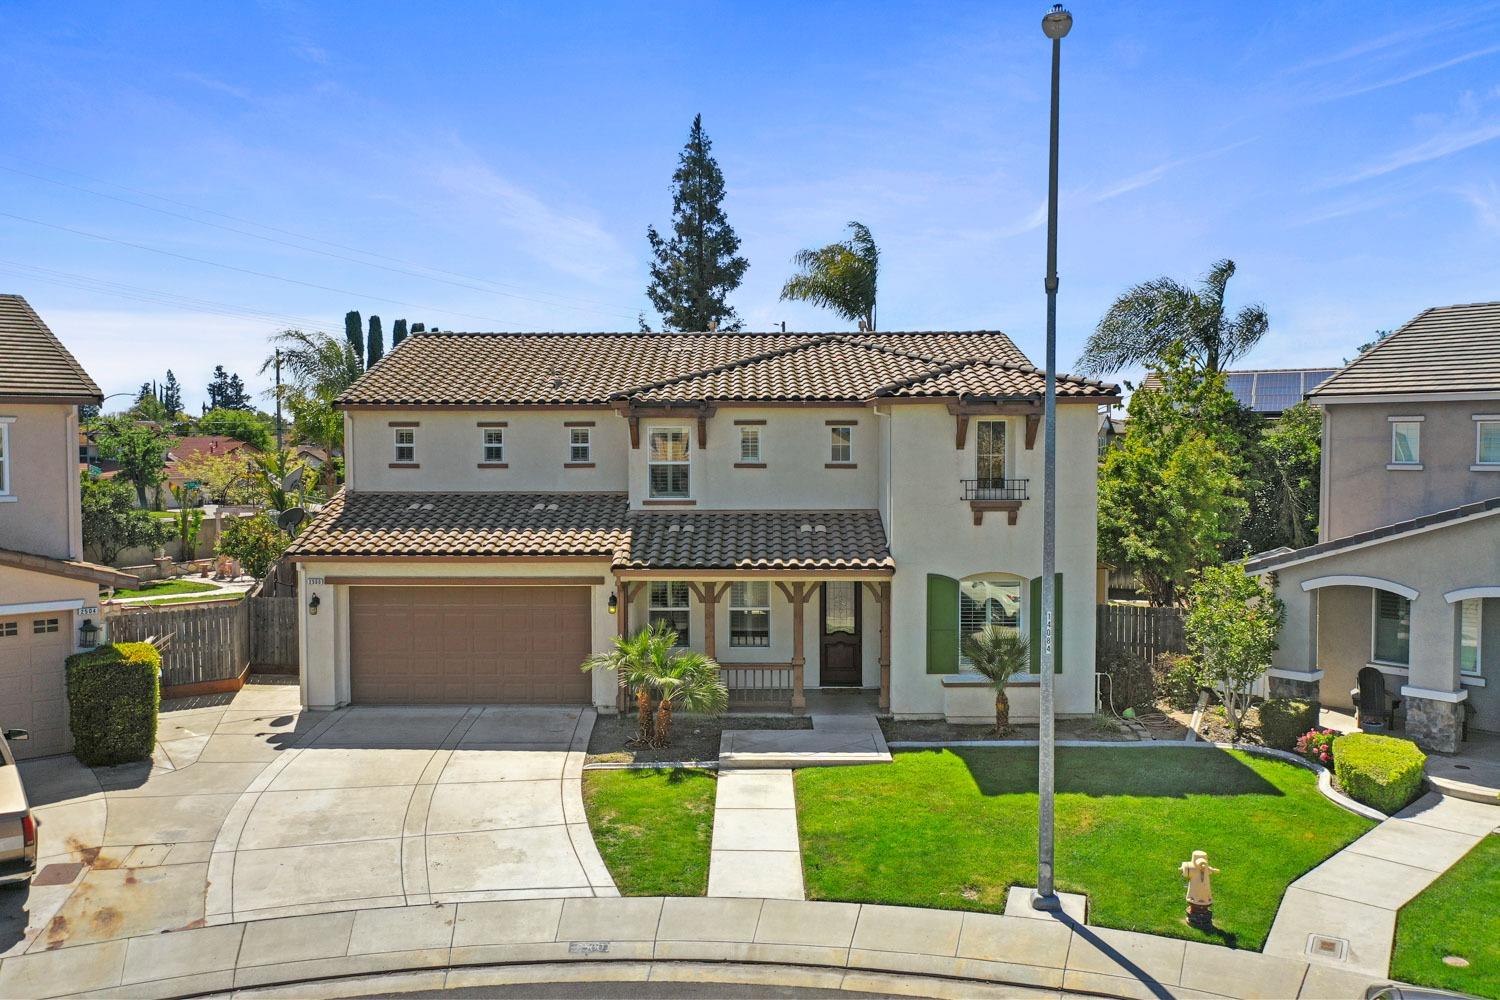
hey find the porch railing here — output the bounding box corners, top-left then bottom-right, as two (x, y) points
(721, 663), (794, 711)
(961, 478), (1029, 501)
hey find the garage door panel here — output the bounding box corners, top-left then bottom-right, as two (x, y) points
(0, 613), (74, 759)
(350, 586), (592, 705)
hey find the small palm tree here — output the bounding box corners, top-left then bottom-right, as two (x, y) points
(961, 627), (1031, 735)
(582, 622), (728, 747)
(652, 648), (729, 746)
(779, 222), (879, 330)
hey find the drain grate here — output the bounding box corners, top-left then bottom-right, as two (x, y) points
(32, 862), (85, 886)
(1307, 934), (1349, 961)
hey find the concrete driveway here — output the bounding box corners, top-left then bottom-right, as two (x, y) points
(0, 680), (614, 958)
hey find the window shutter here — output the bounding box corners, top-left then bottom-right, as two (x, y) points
(926, 574), (960, 674)
(1028, 574), (1064, 674)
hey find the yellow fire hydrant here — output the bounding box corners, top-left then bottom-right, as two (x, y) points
(1180, 850), (1219, 929)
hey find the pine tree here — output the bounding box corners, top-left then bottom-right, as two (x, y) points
(207, 366), (253, 410)
(344, 310), (365, 369)
(367, 315), (385, 366)
(207, 367), (230, 410)
(645, 114), (749, 331)
(226, 373), (251, 409)
(160, 370), (184, 414)
(392, 318), (408, 348)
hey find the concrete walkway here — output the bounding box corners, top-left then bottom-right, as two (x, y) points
(719, 712), (890, 769)
(1265, 790), (1500, 975)
(707, 771), (804, 900)
(0, 895), (1399, 999)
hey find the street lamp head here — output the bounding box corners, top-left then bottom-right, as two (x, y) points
(1042, 3), (1073, 39)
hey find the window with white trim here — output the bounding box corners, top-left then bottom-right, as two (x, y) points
(1459, 598), (1482, 676)
(1477, 420), (1500, 465)
(1372, 591), (1411, 665)
(482, 428), (504, 463)
(976, 420), (1006, 482)
(0, 621), (16, 638)
(569, 428), (592, 463)
(729, 581), (770, 647)
(739, 426), (761, 463)
(394, 428), (416, 464)
(1390, 421), (1421, 465)
(959, 577), (1022, 670)
(830, 425), (852, 463)
(648, 581), (691, 645)
(0, 419), (10, 495)
(648, 428), (690, 498)
(33, 618), (59, 635)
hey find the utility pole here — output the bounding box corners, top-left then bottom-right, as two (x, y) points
(274, 348), (283, 453)
(1033, 1), (1072, 913)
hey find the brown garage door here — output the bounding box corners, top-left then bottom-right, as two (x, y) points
(349, 586), (592, 704)
(0, 610), (74, 759)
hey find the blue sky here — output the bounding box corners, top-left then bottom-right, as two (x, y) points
(4, 1), (1499, 411)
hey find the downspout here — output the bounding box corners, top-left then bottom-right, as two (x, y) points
(872, 403), (893, 551)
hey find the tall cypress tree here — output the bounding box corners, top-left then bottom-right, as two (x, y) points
(645, 114), (749, 331)
(367, 315), (385, 367)
(160, 370), (183, 414)
(391, 318), (408, 348)
(344, 310), (365, 369)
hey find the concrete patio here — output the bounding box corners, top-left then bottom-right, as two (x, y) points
(1, 680), (614, 958)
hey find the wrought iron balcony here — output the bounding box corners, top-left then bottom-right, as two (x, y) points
(961, 478), (1029, 502)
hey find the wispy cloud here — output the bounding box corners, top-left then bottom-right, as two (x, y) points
(1336, 118), (1500, 185)
(1457, 180), (1500, 230)
(1314, 42), (1500, 102)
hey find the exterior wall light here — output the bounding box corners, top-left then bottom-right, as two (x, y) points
(78, 618), (99, 649)
(309, 594), (321, 616)
(607, 593), (618, 615)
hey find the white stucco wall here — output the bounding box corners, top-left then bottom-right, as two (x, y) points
(884, 401), (1101, 718)
(0, 402), (82, 560)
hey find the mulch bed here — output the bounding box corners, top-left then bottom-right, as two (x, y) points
(586, 713), (811, 764)
(879, 716), (1135, 743)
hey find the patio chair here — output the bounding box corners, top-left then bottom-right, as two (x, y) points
(1351, 666), (1401, 732)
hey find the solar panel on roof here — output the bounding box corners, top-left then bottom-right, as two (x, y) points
(1252, 372), (1302, 411)
(1225, 373), (1255, 406)
(1301, 370), (1337, 393)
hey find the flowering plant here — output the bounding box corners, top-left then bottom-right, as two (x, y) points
(1295, 728), (1338, 766)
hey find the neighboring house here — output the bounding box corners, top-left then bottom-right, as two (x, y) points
(289, 330), (1117, 719)
(1139, 367), (1338, 417)
(162, 434), (257, 506)
(0, 295), (136, 759)
(1248, 302), (1500, 752)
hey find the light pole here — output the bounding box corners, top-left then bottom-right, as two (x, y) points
(1032, 1), (1071, 913)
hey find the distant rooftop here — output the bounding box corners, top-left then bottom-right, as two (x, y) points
(1137, 367), (1337, 414)
(1309, 301), (1500, 400)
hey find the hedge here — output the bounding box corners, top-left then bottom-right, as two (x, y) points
(1260, 698), (1319, 751)
(66, 642), (161, 766)
(1333, 732), (1426, 814)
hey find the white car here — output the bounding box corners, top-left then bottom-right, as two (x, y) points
(0, 728), (37, 887)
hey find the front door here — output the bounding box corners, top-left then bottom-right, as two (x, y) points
(819, 582), (861, 686)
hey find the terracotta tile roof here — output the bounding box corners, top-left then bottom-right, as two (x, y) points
(289, 491), (893, 571)
(876, 358), (1113, 399)
(623, 509), (893, 571)
(0, 295), (103, 402)
(1311, 302), (1500, 399)
(167, 436), (255, 466)
(338, 331), (1117, 407)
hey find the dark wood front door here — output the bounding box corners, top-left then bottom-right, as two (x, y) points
(819, 582), (861, 686)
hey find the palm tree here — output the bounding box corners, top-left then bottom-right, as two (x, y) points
(582, 622), (726, 746)
(780, 222), (879, 331)
(1076, 259), (1268, 376)
(262, 329), (363, 493)
(961, 627), (1031, 735)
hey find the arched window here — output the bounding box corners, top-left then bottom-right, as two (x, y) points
(959, 573), (1025, 669)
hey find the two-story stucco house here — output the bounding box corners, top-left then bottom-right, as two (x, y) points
(289, 330), (1117, 720)
(1249, 302), (1500, 752)
(0, 295), (135, 759)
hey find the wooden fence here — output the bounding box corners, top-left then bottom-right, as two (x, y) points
(106, 599), (249, 689)
(1096, 603), (1187, 665)
(249, 593), (299, 671)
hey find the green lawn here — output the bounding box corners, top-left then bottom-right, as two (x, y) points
(1392, 834), (1500, 998)
(582, 768), (716, 896)
(132, 593), (242, 607)
(795, 747), (1373, 950)
(109, 580), (219, 599)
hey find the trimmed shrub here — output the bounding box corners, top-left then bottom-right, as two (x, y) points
(1154, 653), (1201, 711)
(66, 642), (161, 766)
(1333, 733), (1426, 814)
(1098, 644), (1153, 712)
(1260, 698), (1319, 751)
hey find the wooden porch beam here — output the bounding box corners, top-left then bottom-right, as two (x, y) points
(954, 413), (969, 449)
(1025, 413), (1040, 450)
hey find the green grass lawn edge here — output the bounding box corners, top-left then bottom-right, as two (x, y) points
(109, 579), (220, 599)
(1391, 834), (1500, 998)
(795, 746), (1373, 951)
(582, 767), (716, 897)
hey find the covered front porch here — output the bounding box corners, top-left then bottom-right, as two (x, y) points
(611, 571), (893, 714)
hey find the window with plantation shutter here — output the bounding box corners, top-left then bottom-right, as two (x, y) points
(1372, 591), (1410, 665)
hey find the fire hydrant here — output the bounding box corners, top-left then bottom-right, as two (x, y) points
(1180, 850), (1219, 929)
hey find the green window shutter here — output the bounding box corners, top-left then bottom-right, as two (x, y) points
(1028, 573), (1065, 674)
(926, 574), (960, 674)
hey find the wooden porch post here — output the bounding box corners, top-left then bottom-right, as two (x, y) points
(688, 582), (726, 661)
(615, 579), (630, 712)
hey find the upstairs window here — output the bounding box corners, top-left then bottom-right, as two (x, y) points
(1460, 599), (1483, 676)
(393, 428), (416, 464)
(481, 428), (504, 463)
(730, 581), (771, 647)
(830, 425), (853, 464)
(1476, 418), (1500, 466)
(569, 428), (592, 464)
(648, 428), (690, 498)
(977, 420), (1006, 482)
(739, 426), (761, 463)
(648, 581), (691, 646)
(0, 418), (11, 495)
(1372, 591), (1411, 666)
(1390, 419), (1421, 466)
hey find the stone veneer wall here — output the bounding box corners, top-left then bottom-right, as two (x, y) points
(1404, 695), (1463, 754)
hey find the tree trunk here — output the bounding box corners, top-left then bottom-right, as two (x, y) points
(995, 687), (1011, 736)
(635, 687), (654, 742)
(654, 699), (674, 748)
